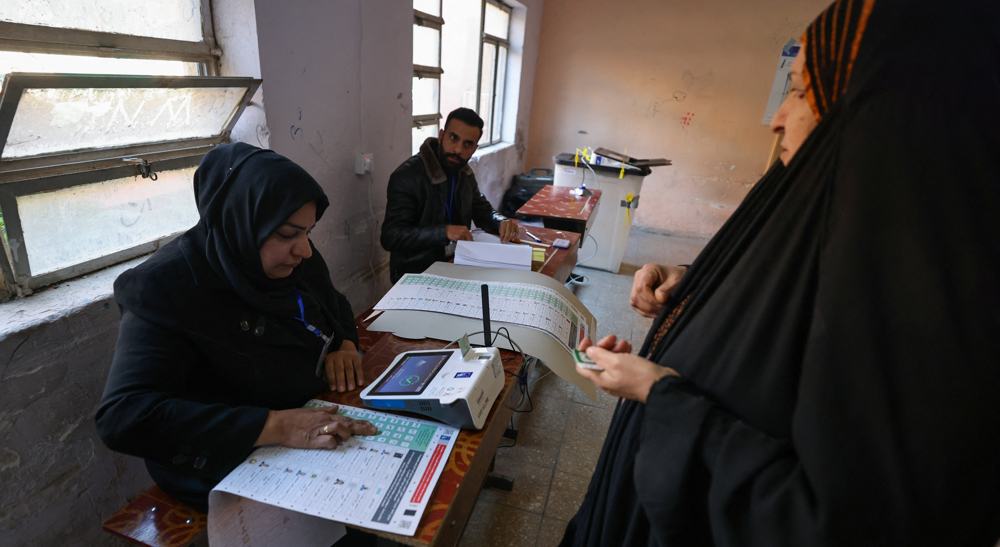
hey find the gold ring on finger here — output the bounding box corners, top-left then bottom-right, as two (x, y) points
(321, 425), (330, 435)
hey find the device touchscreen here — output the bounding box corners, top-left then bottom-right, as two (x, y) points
(371, 351), (452, 396)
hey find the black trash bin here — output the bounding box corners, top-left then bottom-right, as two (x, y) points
(501, 168), (553, 219)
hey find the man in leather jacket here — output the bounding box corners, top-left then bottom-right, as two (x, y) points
(381, 108), (518, 283)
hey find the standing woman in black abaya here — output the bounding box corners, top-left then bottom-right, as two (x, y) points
(562, 0), (1000, 545)
(96, 143), (379, 527)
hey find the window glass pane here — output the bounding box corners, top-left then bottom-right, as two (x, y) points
(2, 86), (248, 159)
(479, 42), (497, 144)
(440, 0), (482, 117)
(412, 123), (438, 155)
(0, 0), (204, 42)
(492, 46), (507, 143)
(484, 2), (510, 40)
(17, 167), (199, 275)
(412, 76), (440, 117)
(0, 51), (199, 88)
(413, 0), (441, 17)
(413, 24), (441, 68)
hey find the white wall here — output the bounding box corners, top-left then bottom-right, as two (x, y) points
(0, 1), (544, 544)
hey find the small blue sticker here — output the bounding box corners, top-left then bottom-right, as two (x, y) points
(454, 372), (473, 378)
(440, 435), (451, 441)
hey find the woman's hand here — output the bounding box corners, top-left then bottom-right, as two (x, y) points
(630, 264), (687, 318)
(255, 405), (378, 449)
(579, 334), (632, 354)
(325, 340), (365, 392)
(576, 343), (679, 404)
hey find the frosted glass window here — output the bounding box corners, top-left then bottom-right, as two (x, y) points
(478, 42), (497, 144)
(413, 25), (441, 68)
(412, 77), (440, 117)
(484, 3), (510, 40)
(412, 123), (438, 155)
(0, 0), (204, 43)
(18, 167), (199, 275)
(413, 0), (441, 17)
(3, 86), (247, 159)
(440, 0), (483, 117)
(491, 46), (507, 143)
(0, 52), (198, 87)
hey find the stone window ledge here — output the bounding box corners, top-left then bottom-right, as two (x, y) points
(0, 256), (147, 341)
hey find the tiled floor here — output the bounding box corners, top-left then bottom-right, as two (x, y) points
(454, 229), (708, 547)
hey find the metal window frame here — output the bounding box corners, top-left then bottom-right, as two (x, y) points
(0, 0), (221, 74)
(0, 73), (261, 181)
(0, 1), (226, 300)
(0, 154), (204, 295)
(413, 0), (444, 139)
(0, 74), (260, 297)
(476, 1), (512, 147)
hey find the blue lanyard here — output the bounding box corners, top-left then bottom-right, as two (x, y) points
(293, 288), (330, 343)
(444, 176), (455, 223)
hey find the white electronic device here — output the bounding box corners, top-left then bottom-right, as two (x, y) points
(359, 347), (505, 429)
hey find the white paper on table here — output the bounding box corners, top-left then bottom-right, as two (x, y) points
(368, 263), (599, 400)
(470, 229), (501, 243)
(207, 402), (459, 544)
(374, 272), (590, 353)
(454, 241), (531, 270)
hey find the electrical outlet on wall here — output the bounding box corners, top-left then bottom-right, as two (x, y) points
(355, 153), (373, 175)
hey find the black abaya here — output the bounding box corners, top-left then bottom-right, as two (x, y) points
(561, 0), (1000, 544)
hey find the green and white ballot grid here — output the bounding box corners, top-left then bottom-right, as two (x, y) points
(208, 401), (458, 546)
(367, 262), (599, 400)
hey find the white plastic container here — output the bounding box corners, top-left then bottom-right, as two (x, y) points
(552, 154), (646, 273)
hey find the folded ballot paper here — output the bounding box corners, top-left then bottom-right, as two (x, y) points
(454, 240), (532, 270)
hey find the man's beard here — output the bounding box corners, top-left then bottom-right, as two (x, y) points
(439, 150), (467, 174)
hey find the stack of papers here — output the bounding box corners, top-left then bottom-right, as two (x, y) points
(454, 241), (531, 270)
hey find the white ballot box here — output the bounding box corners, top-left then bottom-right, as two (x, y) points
(552, 153), (648, 274)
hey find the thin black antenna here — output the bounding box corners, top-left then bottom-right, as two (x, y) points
(481, 284), (491, 346)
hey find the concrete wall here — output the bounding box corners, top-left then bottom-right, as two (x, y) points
(0, 1), (544, 545)
(526, 0), (830, 237)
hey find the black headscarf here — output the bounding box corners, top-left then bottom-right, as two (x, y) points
(564, 0), (1000, 545)
(185, 142), (330, 317)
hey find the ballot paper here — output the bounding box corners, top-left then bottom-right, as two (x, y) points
(454, 240), (532, 270)
(470, 229), (501, 243)
(208, 401), (458, 547)
(374, 273), (589, 352)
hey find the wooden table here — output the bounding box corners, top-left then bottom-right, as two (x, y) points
(515, 185), (601, 247)
(101, 233), (586, 547)
(103, 334), (526, 547)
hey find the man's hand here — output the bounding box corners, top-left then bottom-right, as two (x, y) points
(445, 225), (474, 242)
(254, 405), (379, 449)
(324, 340), (365, 392)
(498, 219), (519, 243)
(630, 264), (688, 318)
(575, 344), (679, 404)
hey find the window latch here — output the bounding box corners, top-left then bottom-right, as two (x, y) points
(123, 157), (158, 181)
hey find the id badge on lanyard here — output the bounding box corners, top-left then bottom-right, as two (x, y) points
(444, 175), (457, 257)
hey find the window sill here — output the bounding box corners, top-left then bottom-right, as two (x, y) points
(0, 256), (147, 340)
(472, 141), (513, 159)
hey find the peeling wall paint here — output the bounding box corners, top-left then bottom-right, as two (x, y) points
(526, 0), (831, 237)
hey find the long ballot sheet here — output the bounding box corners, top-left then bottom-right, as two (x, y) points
(374, 273), (590, 351)
(208, 401), (458, 546)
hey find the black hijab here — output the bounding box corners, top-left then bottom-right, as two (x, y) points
(116, 143), (342, 336)
(564, 0), (1000, 545)
(185, 142), (330, 317)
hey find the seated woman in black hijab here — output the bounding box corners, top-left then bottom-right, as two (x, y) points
(563, 0), (1000, 545)
(96, 143), (378, 513)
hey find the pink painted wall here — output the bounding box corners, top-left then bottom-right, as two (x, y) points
(526, 0), (831, 237)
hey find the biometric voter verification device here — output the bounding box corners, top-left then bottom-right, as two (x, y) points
(359, 347), (504, 429)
